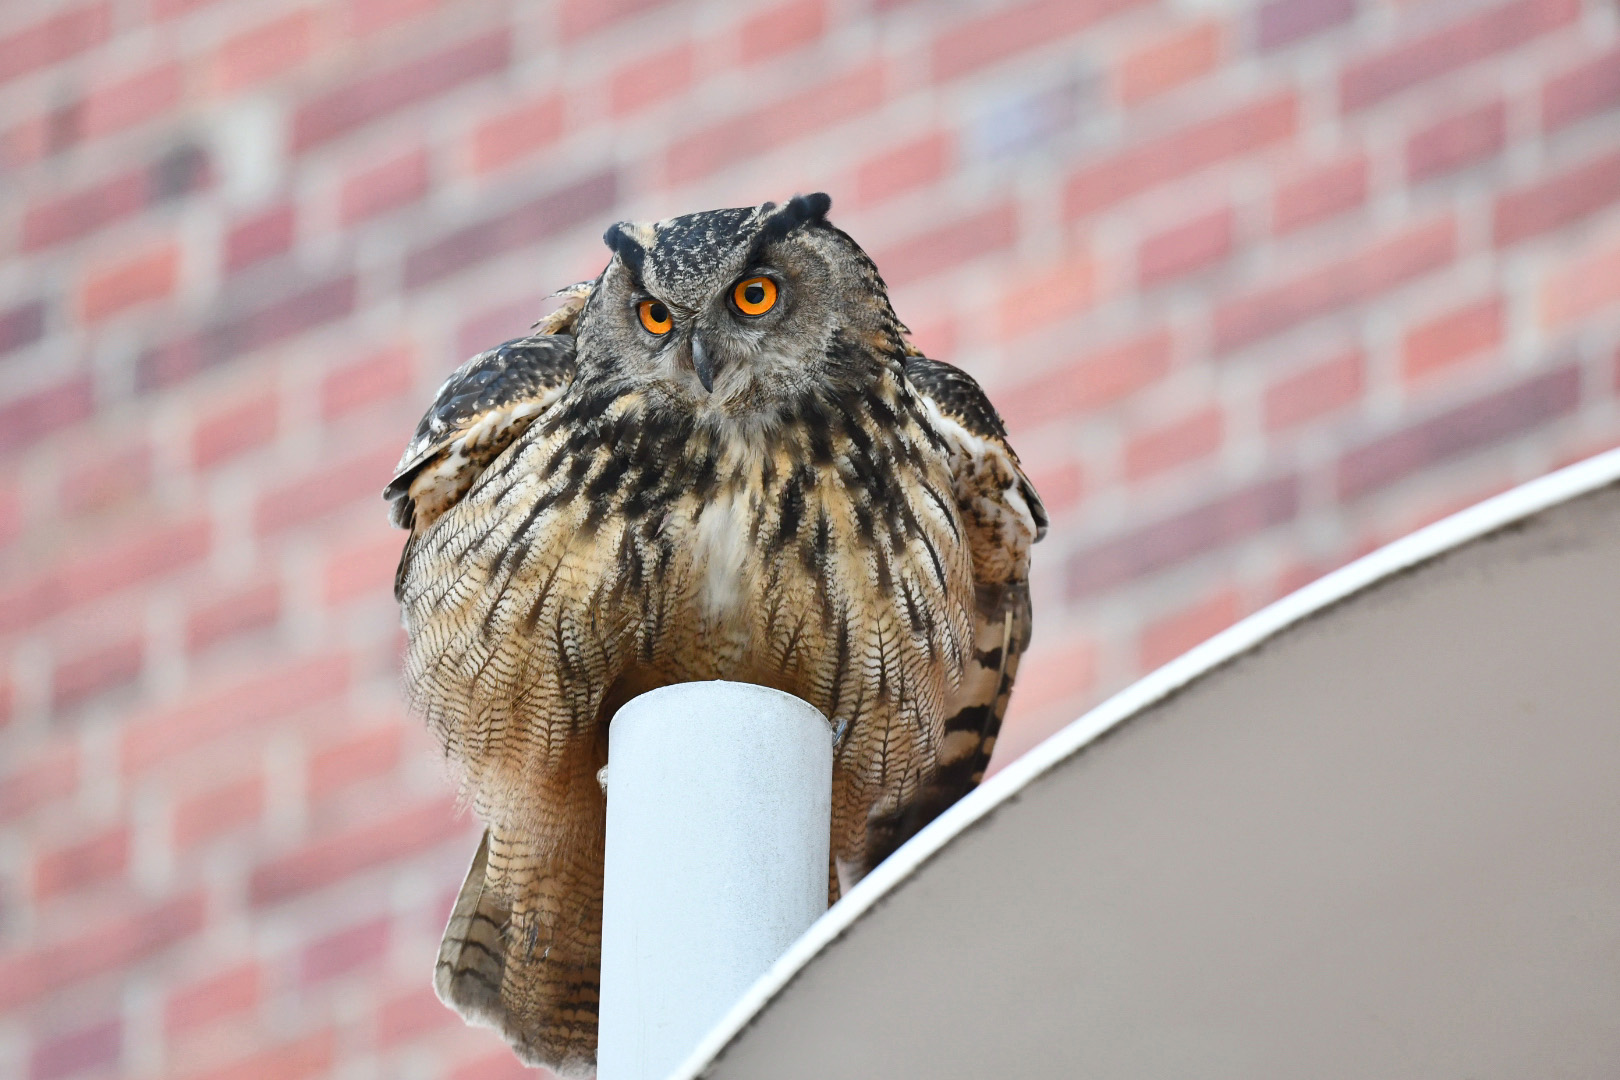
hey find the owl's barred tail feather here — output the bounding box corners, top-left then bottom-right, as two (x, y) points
(436, 758), (607, 1077)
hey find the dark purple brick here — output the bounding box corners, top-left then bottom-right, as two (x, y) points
(1337, 365), (1580, 500)
(404, 170), (618, 289)
(1542, 46), (1620, 132)
(1258, 0), (1355, 50)
(0, 375), (96, 455)
(1493, 149), (1620, 247)
(1067, 476), (1301, 597)
(137, 276), (357, 390)
(30, 1017), (120, 1080)
(0, 302), (46, 358)
(292, 30), (511, 151)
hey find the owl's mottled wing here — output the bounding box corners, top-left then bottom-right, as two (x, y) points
(867, 354), (1046, 865)
(385, 335), (577, 592)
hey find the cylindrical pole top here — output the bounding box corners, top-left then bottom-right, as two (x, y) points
(597, 681), (832, 1080)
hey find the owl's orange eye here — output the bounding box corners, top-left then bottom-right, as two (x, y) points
(637, 299), (672, 335)
(731, 276), (778, 316)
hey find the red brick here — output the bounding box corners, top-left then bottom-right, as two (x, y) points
(994, 255), (1095, 340)
(212, 10), (317, 92)
(253, 442), (399, 535)
(377, 986), (457, 1047)
(457, 292), (552, 357)
(1064, 92), (1297, 220)
(22, 169), (147, 251)
(1138, 206), (1234, 286)
(309, 724), (404, 800)
(344, 0), (442, 35)
(0, 891), (206, 1009)
(1257, 0), (1355, 50)
(452, 1050), (537, 1080)
(30, 1017), (120, 1080)
(933, 0), (1148, 80)
(1494, 149), (1620, 248)
(52, 636), (143, 710)
(1406, 100), (1505, 182)
(1539, 238), (1620, 326)
(1214, 217), (1456, 352)
(191, 393), (279, 469)
(1338, 365), (1580, 499)
(1273, 153), (1369, 233)
(872, 203), (1017, 287)
(1068, 476), (1301, 597)
(0, 4), (112, 84)
(737, 0), (828, 63)
(33, 826), (129, 900)
(666, 62), (884, 185)
(1263, 348), (1364, 430)
(1139, 587), (1242, 669)
(1026, 460), (1085, 516)
(185, 582), (279, 655)
(0, 743), (79, 822)
(1118, 20), (1221, 105)
(249, 796), (463, 905)
(321, 345), (415, 418)
(323, 531), (402, 606)
(339, 147), (430, 224)
(559, 0), (676, 41)
(852, 132), (952, 207)
(1124, 407), (1224, 480)
(81, 62), (184, 138)
(405, 171), (617, 288)
(300, 916), (390, 984)
(174, 773), (265, 849)
(469, 95), (564, 175)
(999, 331), (1174, 432)
(182, 1030), (334, 1080)
(1340, 0), (1579, 112)
(609, 43), (694, 116)
(165, 963), (260, 1035)
(151, 0), (225, 18)
(120, 654), (351, 775)
(80, 241), (181, 323)
(64, 518), (212, 610)
(0, 516), (209, 636)
(224, 203), (296, 274)
(60, 441), (152, 516)
(1401, 296), (1503, 380)
(1542, 46), (1620, 132)
(292, 30), (510, 151)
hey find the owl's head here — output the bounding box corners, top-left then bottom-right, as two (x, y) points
(575, 193), (906, 416)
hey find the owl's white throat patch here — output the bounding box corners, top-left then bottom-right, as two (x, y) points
(692, 487), (749, 617)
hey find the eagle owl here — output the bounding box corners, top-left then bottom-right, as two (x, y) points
(386, 194), (1045, 1075)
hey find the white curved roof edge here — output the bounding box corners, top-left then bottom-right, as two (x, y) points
(670, 445), (1620, 1080)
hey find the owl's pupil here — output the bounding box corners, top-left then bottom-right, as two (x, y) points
(744, 283), (765, 305)
(649, 302), (668, 322)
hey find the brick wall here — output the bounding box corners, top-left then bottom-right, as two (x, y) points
(2, 0), (1617, 1076)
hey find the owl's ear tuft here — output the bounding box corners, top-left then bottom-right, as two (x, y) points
(756, 192), (833, 249)
(602, 223), (646, 277)
(786, 192), (831, 222)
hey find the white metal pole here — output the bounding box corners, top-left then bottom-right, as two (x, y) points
(597, 681), (832, 1080)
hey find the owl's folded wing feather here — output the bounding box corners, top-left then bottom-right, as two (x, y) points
(867, 354), (1045, 867)
(385, 286), (588, 607)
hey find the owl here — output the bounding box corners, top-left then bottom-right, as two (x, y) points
(386, 193), (1045, 1075)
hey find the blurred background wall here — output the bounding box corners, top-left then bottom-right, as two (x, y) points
(0, 0), (1617, 1076)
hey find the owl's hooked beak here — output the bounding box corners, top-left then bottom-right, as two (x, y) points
(691, 334), (718, 393)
